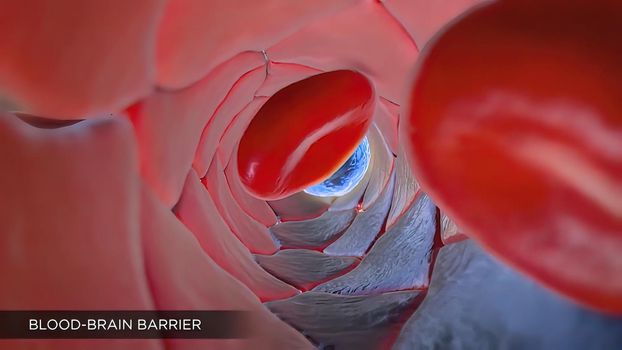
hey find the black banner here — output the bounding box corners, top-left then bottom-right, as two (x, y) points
(0, 311), (253, 339)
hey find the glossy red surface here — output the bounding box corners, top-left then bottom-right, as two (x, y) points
(405, 0), (622, 313)
(238, 70), (375, 200)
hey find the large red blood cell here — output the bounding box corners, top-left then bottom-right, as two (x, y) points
(238, 70), (375, 200)
(405, 0), (622, 313)
(0, 0), (164, 118)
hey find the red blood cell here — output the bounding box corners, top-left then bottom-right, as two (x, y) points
(0, 0), (165, 117)
(405, 0), (622, 313)
(238, 70), (375, 200)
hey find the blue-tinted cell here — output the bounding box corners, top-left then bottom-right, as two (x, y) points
(304, 137), (371, 197)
